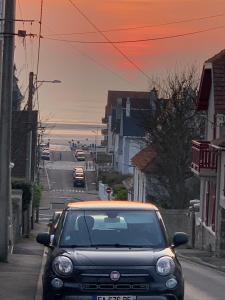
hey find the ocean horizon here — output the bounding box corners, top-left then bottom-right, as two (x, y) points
(42, 122), (105, 146)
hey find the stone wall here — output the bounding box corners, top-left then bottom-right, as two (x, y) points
(160, 209), (192, 247)
(11, 189), (23, 242)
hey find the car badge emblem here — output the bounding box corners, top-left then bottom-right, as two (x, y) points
(110, 271), (120, 281)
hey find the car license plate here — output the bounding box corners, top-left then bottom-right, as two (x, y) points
(95, 297), (136, 300)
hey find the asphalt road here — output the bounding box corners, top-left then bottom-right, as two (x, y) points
(182, 260), (225, 299)
(39, 148), (98, 224)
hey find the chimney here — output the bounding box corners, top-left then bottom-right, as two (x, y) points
(149, 88), (158, 111)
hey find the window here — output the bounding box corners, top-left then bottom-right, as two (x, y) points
(59, 209), (166, 248)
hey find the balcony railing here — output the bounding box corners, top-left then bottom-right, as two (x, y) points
(191, 140), (218, 176)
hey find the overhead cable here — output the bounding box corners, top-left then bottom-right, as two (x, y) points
(67, 0), (151, 80)
(45, 24), (225, 44)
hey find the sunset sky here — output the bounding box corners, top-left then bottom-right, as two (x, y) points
(15, 0), (225, 124)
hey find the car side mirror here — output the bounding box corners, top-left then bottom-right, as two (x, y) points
(36, 233), (51, 247)
(172, 232), (188, 248)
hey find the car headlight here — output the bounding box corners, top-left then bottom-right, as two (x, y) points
(52, 256), (73, 276)
(156, 256), (175, 276)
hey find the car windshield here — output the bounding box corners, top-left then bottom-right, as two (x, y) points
(59, 209), (166, 248)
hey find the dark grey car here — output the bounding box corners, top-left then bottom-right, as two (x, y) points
(37, 201), (188, 300)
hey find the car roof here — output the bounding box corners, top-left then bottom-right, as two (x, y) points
(67, 200), (158, 210)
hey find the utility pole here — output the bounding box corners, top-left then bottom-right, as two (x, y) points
(24, 71), (34, 237)
(0, 0), (16, 262)
(25, 72), (34, 182)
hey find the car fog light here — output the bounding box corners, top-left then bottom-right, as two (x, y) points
(51, 278), (63, 289)
(166, 278), (177, 289)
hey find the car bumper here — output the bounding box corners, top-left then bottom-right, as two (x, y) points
(62, 296), (178, 300)
(47, 284), (181, 300)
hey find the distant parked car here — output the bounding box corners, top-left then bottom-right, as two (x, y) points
(75, 150), (85, 161)
(73, 174), (85, 188)
(73, 167), (85, 179)
(73, 175), (85, 188)
(41, 149), (50, 160)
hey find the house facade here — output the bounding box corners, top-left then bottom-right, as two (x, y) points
(131, 147), (156, 202)
(102, 91), (151, 174)
(191, 49), (225, 256)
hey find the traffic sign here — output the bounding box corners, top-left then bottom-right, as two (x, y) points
(106, 187), (112, 194)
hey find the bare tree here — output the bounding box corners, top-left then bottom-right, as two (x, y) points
(143, 68), (203, 209)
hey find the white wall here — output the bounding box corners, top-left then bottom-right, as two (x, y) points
(133, 167), (146, 202)
(120, 137), (144, 175)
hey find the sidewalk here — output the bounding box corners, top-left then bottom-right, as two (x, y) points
(177, 248), (225, 273)
(0, 223), (46, 300)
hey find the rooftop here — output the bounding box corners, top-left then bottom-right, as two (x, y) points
(67, 200), (158, 210)
(198, 49), (225, 113)
(132, 147), (156, 172)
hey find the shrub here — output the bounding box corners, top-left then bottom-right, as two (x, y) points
(33, 184), (42, 208)
(98, 171), (129, 187)
(113, 184), (128, 200)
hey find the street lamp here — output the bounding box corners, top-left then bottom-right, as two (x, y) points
(35, 79), (62, 91)
(25, 73), (62, 237)
(36, 79), (61, 83)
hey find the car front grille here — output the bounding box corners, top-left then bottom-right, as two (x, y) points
(82, 283), (149, 291)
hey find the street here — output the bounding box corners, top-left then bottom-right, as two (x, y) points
(182, 260), (225, 299)
(37, 147), (225, 300)
(39, 146), (97, 225)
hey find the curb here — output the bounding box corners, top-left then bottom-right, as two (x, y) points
(35, 247), (47, 300)
(178, 254), (225, 273)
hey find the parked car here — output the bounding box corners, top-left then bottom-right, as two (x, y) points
(73, 174), (85, 188)
(41, 149), (50, 160)
(75, 150), (86, 161)
(72, 167), (85, 181)
(73, 166), (84, 175)
(36, 201), (188, 300)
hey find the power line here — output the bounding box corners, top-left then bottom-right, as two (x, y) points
(67, 0), (151, 80)
(44, 11), (225, 36)
(43, 22), (138, 88)
(44, 24), (225, 44)
(36, 0), (44, 80)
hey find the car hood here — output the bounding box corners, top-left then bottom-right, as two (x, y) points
(53, 247), (174, 266)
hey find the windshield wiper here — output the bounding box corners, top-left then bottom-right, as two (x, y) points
(90, 244), (151, 248)
(60, 244), (90, 248)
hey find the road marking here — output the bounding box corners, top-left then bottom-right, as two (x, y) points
(50, 189), (85, 193)
(44, 162), (51, 190)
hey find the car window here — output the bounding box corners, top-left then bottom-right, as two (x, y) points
(59, 209), (166, 248)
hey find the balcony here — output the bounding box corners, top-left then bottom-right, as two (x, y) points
(191, 140), (218, 176)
